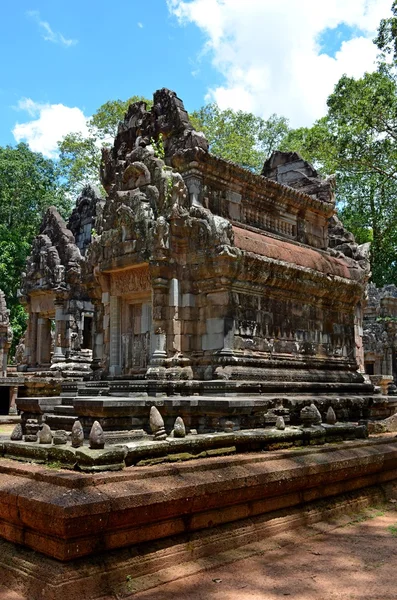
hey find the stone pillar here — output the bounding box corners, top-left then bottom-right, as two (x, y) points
(354, 303), (365, 373)
(29, 312), (38, 366)
(147, 278), (168, 380)
(8, 386), (18, 415)
(109, 295), (121, 376)
(91, 298), (104, 372)
(37, 318), (52, 365)
(52, 301), (70, 363)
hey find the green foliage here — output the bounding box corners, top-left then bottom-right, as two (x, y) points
(58, 95), (152, 196)
(191, 103), (290, 172)
(0, 143), (68, 350)
(151, 133), (165, 160)
(281, 67), (397, 287)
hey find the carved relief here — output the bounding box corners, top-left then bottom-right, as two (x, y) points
(110, 268), (151, 296)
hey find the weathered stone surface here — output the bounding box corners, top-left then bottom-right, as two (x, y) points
(173, 416), (186, 438)
(149, 406), (167, 439)
(53, 430), (68, 445)
(10, 423), (23, 441)
(38, 423), (53, 444)
(326, 406), (337, 425)
(0, 289), (12, 378)
(300, 404), (322, 427)
(276, 416), (286, 430)
(71, 420), (84, 447)
(89, 421), (105, 449)
(0, 438), (391, 564)
(363, 284), (397, 397)
(17, 88), (376, 435)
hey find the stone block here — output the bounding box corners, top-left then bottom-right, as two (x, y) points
(202, 332), (224, 351)
(206, 318), (224, 334)
(182, 293), (195, 307)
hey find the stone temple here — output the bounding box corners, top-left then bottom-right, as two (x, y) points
(3, 89), (397, 600)
(16, 87), (389, 436)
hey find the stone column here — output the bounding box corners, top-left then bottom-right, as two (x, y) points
(37, 318), (52, 365)
(91, 298), (104, 373)
(8, 386), (18, 415)
(147, 278), (168, 380)
(52, 300), (70, 363)
(29, 312), (38, 366)
(109, 295), (121, 376)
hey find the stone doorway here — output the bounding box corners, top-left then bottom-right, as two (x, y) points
(121, 300), (152, 375)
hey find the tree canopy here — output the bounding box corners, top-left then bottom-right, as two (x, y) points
(0, 143), (69, 347)
(190, 103), (290, 172)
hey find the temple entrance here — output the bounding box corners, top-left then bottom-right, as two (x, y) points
(121, 300), (152, 375)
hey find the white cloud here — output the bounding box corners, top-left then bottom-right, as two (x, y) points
(13, 99), (89, 158)
(27, 10), (78, 47)
(167, 0), (392, 126)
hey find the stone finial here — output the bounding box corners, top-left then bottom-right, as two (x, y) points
(326, 406), (337, 425)
(53, 430), (68, 445)
(173, 416), (186, 438)
(10, 423), (23, 441)
(310, 403), (322, 424)
(89, 421), (105, 449)
(149, 406), (167, 440)
(276, 416), (286, 430)
(71, 420), (84, 448)
(300, 403), (322, 427)
(39, 423), (53, 444)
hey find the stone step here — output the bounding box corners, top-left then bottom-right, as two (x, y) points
(45, 415), (77, 431)
(53, 405), (77, 416)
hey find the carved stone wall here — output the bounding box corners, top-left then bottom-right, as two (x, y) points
(77, 88), (370, 390)
(363, 284), (397, 394)
(19, 196), (98, 378)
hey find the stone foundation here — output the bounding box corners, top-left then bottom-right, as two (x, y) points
(0, 439), (397, 598)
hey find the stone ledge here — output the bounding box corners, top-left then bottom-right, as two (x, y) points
(0, 438), (396, 562)
(0, 485), (392, 600)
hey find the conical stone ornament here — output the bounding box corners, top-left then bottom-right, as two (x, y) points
(39, 423), (53, 444)
(150, 406), (167, 440)
(310, 403), (322, 425)
(10, 423), (23, 441)
(71, 420), (84, 448)
(173, 416), (186, 438)
(89, 421), (105, 449)
(275, 416), (285, 430)
(326, 406), (337, 425)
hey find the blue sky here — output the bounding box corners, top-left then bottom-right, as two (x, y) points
(0, 0), (391, 156)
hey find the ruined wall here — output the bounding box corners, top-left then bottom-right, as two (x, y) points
(19, 187), (101, 376)
(363, 284), (397, 393)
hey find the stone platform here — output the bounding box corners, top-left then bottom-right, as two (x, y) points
(16, 388), (394, 438)
(0, 438), (397, 598)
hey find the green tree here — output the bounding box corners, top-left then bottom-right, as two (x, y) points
(191, 103), (290, 172)
(58, 96), (151, 196)
(281, 69), (397, 286)
(0, 143), (68, 350)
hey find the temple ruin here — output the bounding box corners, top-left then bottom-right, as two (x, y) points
(18, 186), (102, 397)
(3, 89), (397, 600)
(15, 88), (389, 434)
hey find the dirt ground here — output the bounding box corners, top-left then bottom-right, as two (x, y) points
(1, 505), (397, 600)
(129, 507), (397, 600)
